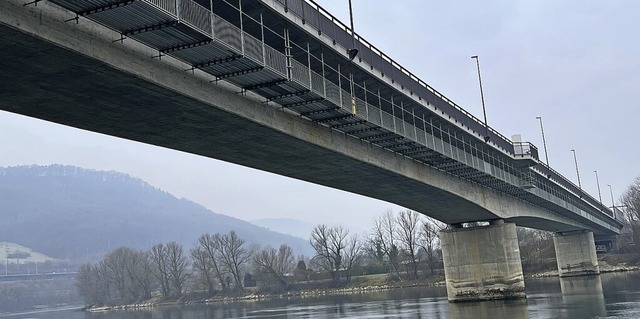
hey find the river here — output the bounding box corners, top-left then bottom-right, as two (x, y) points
(5, 272), (640, 319)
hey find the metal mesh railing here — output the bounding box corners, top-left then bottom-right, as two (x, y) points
(325, 82), (341, 106)
(381, 112), (394, 131)
(145, 0), (177, 15)
(368, 106), (381, 126)
(213, 14), (242, 52)
(264, 45), (287, 76)
(243, 32), (263, 63)
(290, 59), (310, 88)
(179, 0), (212, 35)
(310, 70), (324, 96)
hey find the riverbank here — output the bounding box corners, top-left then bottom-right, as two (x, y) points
(86, 273), (446, 312)
(85, 254), (640, 312)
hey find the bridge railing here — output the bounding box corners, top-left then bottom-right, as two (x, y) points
(273, 0), (516, 155)
(513, 142), (539, 160)
(145, 0), (177, 15)
(533, 162), (614, 218)
(179, 0), (212, 36)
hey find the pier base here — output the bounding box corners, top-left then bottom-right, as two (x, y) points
(554, 231), (600, 277)
(440, 221), (525, 302)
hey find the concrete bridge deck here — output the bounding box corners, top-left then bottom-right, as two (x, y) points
(0, 0), (623, 236)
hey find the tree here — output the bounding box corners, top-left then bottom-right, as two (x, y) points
(103, 247), (131, 303)
(310, 224), (348, 283)
(253, 244), (295, 289)
(621, 177), (640, 249)
(218, 231), (252, 291)
(622, 176), (640, 222)
(418, 218), (445, 275)
(76, 263), (99, 305)
(342, 234), (363, 283)
(369, 211), (402, 279)
(150, 243), (172, 298)
(196, 233), (229, 292)
(190, 246), (216, 294)
(166, 242), (189, 297)
(398, 210), (421, 279)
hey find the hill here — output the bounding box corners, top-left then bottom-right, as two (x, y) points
(251, 218), (316, 240)
(0, 165), (312, 261)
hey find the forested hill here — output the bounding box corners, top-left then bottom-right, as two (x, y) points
(0, 165), (312, 261)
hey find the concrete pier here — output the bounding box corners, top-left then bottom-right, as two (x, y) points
(440, 221), (525, 302)
(554, 231), (600, 277)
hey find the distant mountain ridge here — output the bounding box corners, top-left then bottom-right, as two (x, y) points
(0, 165), (312, 261)
(251, 218), (316, 240)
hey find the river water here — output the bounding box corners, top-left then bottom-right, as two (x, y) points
(6, 272), (640, 319)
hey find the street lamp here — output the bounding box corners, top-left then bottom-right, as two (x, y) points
(471, 55), (490, 142)
(594, 170), (602, 204)
(571, 149), (582, 189)
(607, 184), (616, 208)
(347, 0), (358, 61)
(536, 116), (550, 166)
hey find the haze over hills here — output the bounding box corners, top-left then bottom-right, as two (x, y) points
(0, 165), (313, 261)
(251, 218), (317, 240)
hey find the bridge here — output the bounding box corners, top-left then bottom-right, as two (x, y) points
(0, 0), (623, 301)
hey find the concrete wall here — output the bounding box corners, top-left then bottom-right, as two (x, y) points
(440, 222), (525, 302)
(554, 231), (600, 277)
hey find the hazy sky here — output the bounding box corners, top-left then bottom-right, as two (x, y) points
(1, 0), (638, 233)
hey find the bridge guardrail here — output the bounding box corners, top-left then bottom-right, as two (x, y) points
(274, 0), (516, 155)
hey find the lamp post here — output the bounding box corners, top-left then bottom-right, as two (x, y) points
(571, 149), (582, 189)
(471, 55), (490, 142)
(347, 0), (358, 61)
(594, 170), (602, 204)
(536, 116), (550, 166)
(607, 184), (615, 208)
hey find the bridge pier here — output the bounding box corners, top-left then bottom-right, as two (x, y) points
(440, 220), (525, 302)
(554, 231), (600, 277)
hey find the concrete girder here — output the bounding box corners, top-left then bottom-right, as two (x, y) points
(0, 0), (617, 234)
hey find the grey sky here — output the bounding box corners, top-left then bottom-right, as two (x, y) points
(1, 0), (639, 232)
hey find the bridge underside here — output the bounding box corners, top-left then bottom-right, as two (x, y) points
(0, 1), (610, 234)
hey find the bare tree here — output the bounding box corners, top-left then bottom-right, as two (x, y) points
(369, 211), (402, 279)
(310, 224), (348, 283)
(150, 243), (171, 298)
(253, 244), (295, 288)
(103, 247), (131, 302)
(622, 176), (640, 223)
(398, 210), (421, 279)
(342, 234), (363, 283)
(190, 246), (216, 294)
(197, 234), (229, 292)
(418, 218), (445, 275)
(76, 263), (99, 305)
(122, 249), (153, 301)
(165, 242), (189, 297)
(218, 231), (251, 291)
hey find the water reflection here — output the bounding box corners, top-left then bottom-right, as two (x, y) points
(559, 275), (606, 318)
(448, 299), (528, 319)
(8, 272), (640, 319)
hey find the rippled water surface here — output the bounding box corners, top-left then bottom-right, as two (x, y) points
(6, 272), (640, 319)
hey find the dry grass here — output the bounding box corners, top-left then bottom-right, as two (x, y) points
(0, 242), (57, 264)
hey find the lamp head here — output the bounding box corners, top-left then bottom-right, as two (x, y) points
(348, 48), (359, 61)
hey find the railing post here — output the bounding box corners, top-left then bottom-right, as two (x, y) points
(239, 0), (244, 55)
(261, 13), (265, 66)
(321, 52), (326, 98)
(338, 63), (342, 109)
(307, 43), (312, 89)
(391, 95), (396, 132)
(214, 0), (216, 39)
(363, 81), (368, 121)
